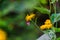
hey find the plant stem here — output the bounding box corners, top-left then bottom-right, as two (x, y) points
(49, 0), (55, 33)
(49, 0), (51, 17)
(49, 0), (56, 40)
(52, 0), (57, 40)
(53, 2), (57, 28)
(31, 20), (44, 33)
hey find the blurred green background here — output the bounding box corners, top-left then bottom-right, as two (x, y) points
(0, 0), (60, 40)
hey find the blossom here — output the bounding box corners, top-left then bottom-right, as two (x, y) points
(44, 19), (51, 25)
(46, 24), (52, 29)
(25, 13), (35, 21)
(40, 19), (52, 30)
(30, 13), (35, 18)
(40, 25), (47, 30)
(0, 29), (7, 40)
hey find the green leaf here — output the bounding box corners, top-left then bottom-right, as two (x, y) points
(39, 0), (47, 5)
(57, 37), (60, 40)
(50, 14), (55, 24)
(55, 28), (60, 32)
(35, 7), (50, 15)
(50, 13), (60, 24)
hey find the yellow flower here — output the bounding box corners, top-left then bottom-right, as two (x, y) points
(44, 19), (52, 29)
(40, 19), (52, 30)
(44, 19), (51, 25)
(30, 13), (35, 18)
(40, 25), (47, 30)
(0, 29), (7, 40)
(46, 24), (52, 29)
(25, 14), (32, 21)
(40, 24), (52, 30)
(25, 13), (35, 21)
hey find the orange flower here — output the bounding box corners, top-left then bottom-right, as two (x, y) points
(0, 29), (7, 40)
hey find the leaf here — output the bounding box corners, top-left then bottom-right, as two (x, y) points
(55, 27), (60, 32)
(34, 7), (50, 15)
(56, 37), (60, 40)
(50, 14), (55, 24)
(50, 13), (60, 24)
(39, 0), (47, 5)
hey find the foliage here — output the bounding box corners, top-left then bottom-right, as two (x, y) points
(0, 0), (60, 40)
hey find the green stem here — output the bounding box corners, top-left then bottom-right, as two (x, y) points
(49, 0), (56, 40)
(53, 2), (57, 28)
(49, 0), (51, 17)
(31, 20), (44, 33)
(35, 17), (37, 24)
(49, 0), (55, 32)
(52, 1), (57, 40)
(53, 3), (57, 40)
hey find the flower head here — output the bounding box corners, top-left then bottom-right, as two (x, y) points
(25, 14), (31, 21)
(30, 13), (35, 18)
(40, 19), (52, 30)
(40, 25), (47, 30)
(46, 24), (52, 29)
(25, 13), (35, 21)
(44, 19), (51, 25)
(0, 29), (7, 40)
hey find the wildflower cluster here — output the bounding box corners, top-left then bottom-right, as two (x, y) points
(40, 19), (52, 30)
